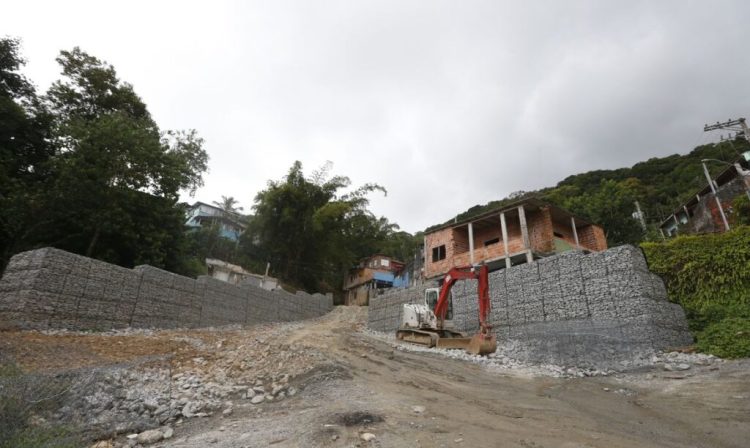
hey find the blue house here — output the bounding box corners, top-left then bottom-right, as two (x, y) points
(185, 202), (246, 242)
(343, 254), (408, 306)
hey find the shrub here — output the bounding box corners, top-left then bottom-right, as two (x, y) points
(697, 317), (750, 358)
(0, 357), (83, 448)
(641, 226), (750, 358)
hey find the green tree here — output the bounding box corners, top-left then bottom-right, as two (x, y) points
(213, 195), (243, 214)
(243, 161), (386, 292)
(41, 48), (208, 265)
(0, 38), (55, 267)
(0, 42), (209, 273)
(436, 138), (750, 245)
(545, 178), (645, 246)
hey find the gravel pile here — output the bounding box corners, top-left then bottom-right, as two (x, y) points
(20, 320), (333, 447)
(363, 329), (722, 378)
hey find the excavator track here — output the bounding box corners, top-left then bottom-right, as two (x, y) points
(396, 329), (439, 347)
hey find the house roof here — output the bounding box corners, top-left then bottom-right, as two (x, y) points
(425, 197), (597, 234)
(659, 158), (749, 227)
(189, 201), (247, 229)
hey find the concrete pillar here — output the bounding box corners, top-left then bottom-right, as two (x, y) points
(500, 212), (510, 268)
(518, 206), (533, 263)
(571, 217), (580, 250)
(468, 222), (475, 266)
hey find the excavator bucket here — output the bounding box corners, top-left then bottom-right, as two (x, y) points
(435, 337), (472, 350)
(466, 333), (497, 356)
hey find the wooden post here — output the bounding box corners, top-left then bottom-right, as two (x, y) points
(518, 206), (533, 263)
(468, 222), (475, 266)
(571, 217), (580, 250)
(500, 212), (510, 268)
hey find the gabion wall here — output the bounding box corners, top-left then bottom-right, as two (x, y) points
(0, 248), (333, 331)
(368, 245), (693, 368)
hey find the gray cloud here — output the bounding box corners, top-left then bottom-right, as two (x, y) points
(4, 0), (749, 232)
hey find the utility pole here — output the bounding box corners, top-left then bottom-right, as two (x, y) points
(634, 201), (647, 231)
(701, 161), (731, 232)
(702, 117), (750, 229)
(704, 117), (750, 143)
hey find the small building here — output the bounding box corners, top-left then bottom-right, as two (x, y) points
(343, 255), (408, 306)
(424, 198), (607, 280)
(186, 202), (246, 242)
(205, 258), (278, 289)
(660, 158), (750, 237)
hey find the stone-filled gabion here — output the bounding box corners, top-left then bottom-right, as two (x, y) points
(0, 248), (334, 331)
(368, 245), (693, 369)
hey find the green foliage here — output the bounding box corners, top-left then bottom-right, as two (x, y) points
(0, 424), (81, 448)
(641, 226), (750, 357)
(0, 357), (83, 448)
(212, 195), (244, 214)
(733, 194), (750, 226)
(0, 38), (208, 273)
(432, 139), (750, 246)
(696, 318), (750, 359)
(243, 161), (389, 292)
(182, 225), (241, 274)
(0, 38), (55, 269)
(542, 178), (645, 245)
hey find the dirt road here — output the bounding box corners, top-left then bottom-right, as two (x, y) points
(162, 307), (749, 448)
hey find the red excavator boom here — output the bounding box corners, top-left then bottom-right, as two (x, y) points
(433, 265), (495, 355)
(395, 264), (496, 355)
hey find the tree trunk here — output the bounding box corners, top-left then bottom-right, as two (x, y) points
(86, 226), (101, 258)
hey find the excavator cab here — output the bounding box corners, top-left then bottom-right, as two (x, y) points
(425, 288), (453, 321)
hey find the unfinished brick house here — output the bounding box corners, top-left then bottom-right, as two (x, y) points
(424, 198), (607, 280)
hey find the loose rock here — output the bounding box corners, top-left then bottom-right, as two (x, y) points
(136, 429), (163, 445)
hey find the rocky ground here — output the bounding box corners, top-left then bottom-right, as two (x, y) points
(1, 306), (749, 448)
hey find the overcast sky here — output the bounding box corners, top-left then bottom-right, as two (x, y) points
(4, 1), (749, 232)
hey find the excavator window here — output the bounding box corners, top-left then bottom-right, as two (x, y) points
(426, 289), (453, 320)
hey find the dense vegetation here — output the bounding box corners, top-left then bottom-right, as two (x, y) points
(236, 161), (421, 292)
(432, 138), (750, 246)
(0, 38), (208, 274)
(642, 227), (750, 358)
(0, 38), (421, 293)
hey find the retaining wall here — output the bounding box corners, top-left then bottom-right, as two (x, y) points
(368, 245), (692, 368)
(0, 248), (333, 331)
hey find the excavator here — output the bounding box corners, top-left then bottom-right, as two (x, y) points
(396, 265), (497, 356)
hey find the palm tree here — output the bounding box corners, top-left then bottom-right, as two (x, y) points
(213, 196), (243, 214)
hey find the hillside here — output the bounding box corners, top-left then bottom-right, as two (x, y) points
(429, 137), (750, 245)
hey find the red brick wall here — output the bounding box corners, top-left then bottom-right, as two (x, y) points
(425, 207), (607, 279)
(452, 227), (469, 254)
(708, 199), (733, 231)
(425, 229), (455, 278)
(528, 207), (554, 254)
(577, 224), (607, 251)
(551, 219), (577, 248)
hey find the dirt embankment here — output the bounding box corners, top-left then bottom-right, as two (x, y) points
(2, 306), (749, 448)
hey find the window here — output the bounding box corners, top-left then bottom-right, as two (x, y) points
(484, 238), (500, 247)
(553, 231), (563, 238)
(381, 259), (390, 267)
(432, 245), (446, 262)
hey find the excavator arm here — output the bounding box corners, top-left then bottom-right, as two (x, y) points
(395, 264), (496, 355)
(433, 265), (492, 336)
